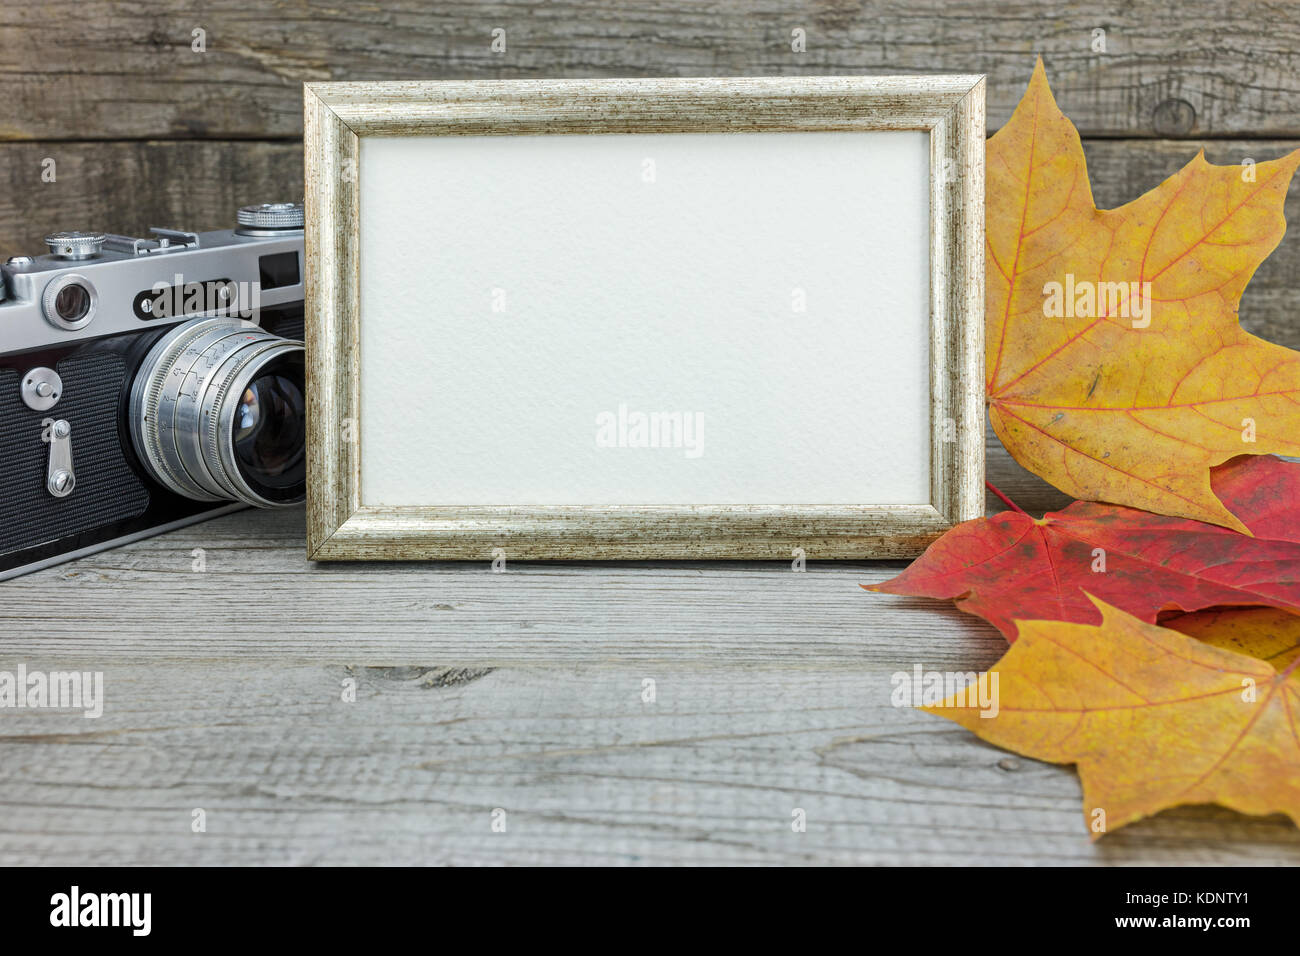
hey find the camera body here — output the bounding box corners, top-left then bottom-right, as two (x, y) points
(0, 204), (306, 581)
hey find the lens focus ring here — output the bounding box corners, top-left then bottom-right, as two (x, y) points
(132, 320), (229, 501)
(129, 317), (305, 508)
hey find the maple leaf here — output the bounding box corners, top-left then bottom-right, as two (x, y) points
(1165, 607), (1300, 672)
(927, 596), (1300, 836)
(865, 455), (1300, 641)
(987, 58), (1300, 531)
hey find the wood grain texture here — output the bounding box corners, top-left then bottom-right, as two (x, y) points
(0, 141), (305, 261)
(305, 75), (985, 560)
(2, 502), (1298, 864)
(2, 664), (1298, 866)
(3, 1), (1299, 140)
(1, 445), (1295, 862)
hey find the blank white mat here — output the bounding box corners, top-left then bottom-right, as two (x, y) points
(358, 129), (931, 506)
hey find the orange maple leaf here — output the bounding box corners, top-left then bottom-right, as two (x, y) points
(987, 59), (1300, 531)
(927, 596), (1300, 836)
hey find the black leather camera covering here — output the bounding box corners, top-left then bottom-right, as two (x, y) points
(0, 351), (149, 555)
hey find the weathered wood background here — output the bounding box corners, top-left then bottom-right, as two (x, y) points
(2, 1), (1299, 864)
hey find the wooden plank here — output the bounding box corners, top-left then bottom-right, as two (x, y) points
(3, 2), (1300, 140)
(0, 141), (304, 260)
(0, 505), (998, 667)
(0, 661), (1295, 864)
(3, 136), (1296, 350)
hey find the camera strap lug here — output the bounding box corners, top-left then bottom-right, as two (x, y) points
(43, 418), (75, 498)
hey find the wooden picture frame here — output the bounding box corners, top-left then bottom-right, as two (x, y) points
(304, 76), (985, 560)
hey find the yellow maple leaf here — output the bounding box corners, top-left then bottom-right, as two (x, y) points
(926, 596), (1300, 836)
(1166, 606), (1300, 671)
(987, 59), (1300, 531)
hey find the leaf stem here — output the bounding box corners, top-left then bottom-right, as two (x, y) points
(985, 479), (1029, 516)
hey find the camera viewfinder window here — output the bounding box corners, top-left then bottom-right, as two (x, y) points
(258, 251), (300, 290)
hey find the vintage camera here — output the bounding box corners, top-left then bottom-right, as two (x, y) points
(0, 203), (307, 580)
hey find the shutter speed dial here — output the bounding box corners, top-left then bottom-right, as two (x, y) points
(236, 203), (304, 232)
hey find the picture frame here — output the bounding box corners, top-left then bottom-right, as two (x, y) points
(303, 75), (985, 560)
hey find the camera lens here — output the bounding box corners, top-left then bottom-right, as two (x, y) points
(129, 318), (306, 508)
(230, 353), (306, 503)
(54, 283), (91, 322)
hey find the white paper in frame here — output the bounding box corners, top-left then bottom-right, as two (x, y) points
(304, 76), (985, 560)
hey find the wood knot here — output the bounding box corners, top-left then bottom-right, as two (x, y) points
(1152, 98), (1196, 136)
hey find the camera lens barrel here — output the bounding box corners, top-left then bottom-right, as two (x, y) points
(129, 318), (306, 508)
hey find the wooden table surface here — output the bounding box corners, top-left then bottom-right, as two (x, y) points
(3, 1), (1300, 865)
(4, 440), (1298, 865)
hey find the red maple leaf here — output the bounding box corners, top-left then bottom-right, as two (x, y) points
(866, 455), (1300, 640)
